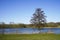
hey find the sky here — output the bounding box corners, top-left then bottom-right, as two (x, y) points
(0, 0), (60, 24)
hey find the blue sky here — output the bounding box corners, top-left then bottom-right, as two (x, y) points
(0, 0), (60, 24)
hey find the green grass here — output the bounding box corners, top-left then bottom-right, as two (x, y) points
(0, 34), (60, 40)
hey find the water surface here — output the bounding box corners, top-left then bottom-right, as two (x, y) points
(0, 28), (60, 34)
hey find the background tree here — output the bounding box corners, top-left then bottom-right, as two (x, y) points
(56, 22), (60, 27)
(47, 22), (58, 27)
(18, 23), (26, 28)
(30, 8), (46, 32)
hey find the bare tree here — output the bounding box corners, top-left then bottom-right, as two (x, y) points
(30, 8), (46, 33)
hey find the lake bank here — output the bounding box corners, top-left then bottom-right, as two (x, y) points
(42, 27), (60, 28)
(0, 34), (60, 40)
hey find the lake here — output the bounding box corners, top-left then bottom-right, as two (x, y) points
(0, 28), (60, 34)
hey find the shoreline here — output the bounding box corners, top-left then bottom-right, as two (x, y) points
(43, 27), (60, 28)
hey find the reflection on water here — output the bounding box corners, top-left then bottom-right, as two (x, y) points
(0, 28), (60, 34)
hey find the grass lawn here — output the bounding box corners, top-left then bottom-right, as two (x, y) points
(0, 34), (60, 40)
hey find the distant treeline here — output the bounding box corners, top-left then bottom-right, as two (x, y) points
(0, 22), (60, 28)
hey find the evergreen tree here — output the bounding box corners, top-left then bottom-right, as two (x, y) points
(30, 8), (46, 31)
